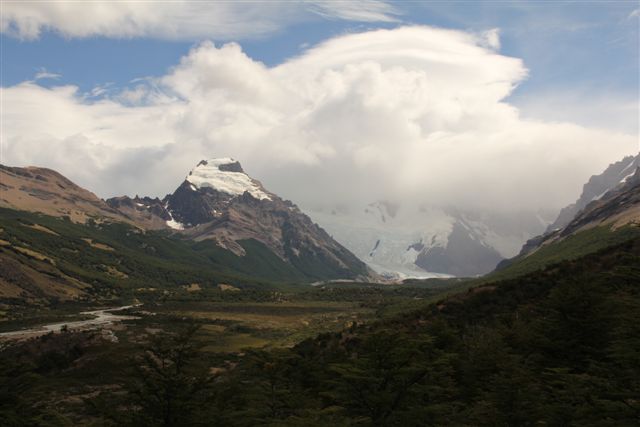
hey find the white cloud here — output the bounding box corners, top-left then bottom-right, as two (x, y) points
(481, 28), (501, 50)
(309, 1), (399, 23)
(1, 1), (398, 40)
(1, 26), (636, 213)
(34, 68), (61, 81)
(513, 89), (639, 135)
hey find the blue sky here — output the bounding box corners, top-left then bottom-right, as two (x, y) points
(1, 1), (638, 210)
(4, 2), (638, 106)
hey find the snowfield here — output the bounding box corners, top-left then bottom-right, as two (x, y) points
(186, 158), (271, 200)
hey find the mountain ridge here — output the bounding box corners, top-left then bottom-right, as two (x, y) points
(494, 153), (640, 276)
(1, 159), (372, 284)
(547, 153), (639, 232)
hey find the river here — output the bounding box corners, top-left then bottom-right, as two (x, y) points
(0, 305), (140, 341)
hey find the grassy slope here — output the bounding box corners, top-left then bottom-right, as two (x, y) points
(404, 224), (640, 295)
(0, 207), (351, 306)
(484, 224), (640, 282)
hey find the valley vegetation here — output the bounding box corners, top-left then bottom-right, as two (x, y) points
(1, 236), (639, 426)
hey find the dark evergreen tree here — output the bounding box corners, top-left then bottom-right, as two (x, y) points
(123, 325), (215, 427)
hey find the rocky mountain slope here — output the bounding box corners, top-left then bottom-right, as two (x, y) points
(559, 166), (640, 234)
(0, 165), (128, 224)
(103, 195), (171, 230)
(107, 158), (371, 280)
(1, 160), (371, 284)
(309, 203), (551, 278)
(547, 154), (639, 232)
(527, 153), (639, 254)
(0, 206), (349, 305)
(495, 153), (640, 276)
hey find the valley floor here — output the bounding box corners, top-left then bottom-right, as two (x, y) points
(0, 281), (452, 425)
(1, 237), (639, 426)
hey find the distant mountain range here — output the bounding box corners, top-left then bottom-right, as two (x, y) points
(1, 151), (638, 301)
(310, 153), (640, 279)
(309, 203), (552, 279)
(0, 159), (372, 300)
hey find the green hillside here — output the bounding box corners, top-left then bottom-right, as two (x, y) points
(402, 223), (640, 305)
(0, 207), (363, 307)
(487, 224), (640, 282)
(201, 237), (639, 425)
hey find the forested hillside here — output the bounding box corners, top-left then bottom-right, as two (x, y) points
(204, 237), (640, 426)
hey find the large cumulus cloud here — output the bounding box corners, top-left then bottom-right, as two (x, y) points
(1, 26), (636, 212)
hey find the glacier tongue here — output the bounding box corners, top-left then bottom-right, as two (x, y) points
(308, 205), (456, 278)
(308, 203), (550, 278)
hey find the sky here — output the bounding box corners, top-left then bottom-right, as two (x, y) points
(1, 1), (639, 213)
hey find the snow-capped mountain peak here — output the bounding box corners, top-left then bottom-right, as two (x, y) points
(186, 158), (271, 201)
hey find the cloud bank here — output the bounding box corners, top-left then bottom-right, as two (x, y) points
(1, 1), (398, 40)
(1, 26), (636, 213)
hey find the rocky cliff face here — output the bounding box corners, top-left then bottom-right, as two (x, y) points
(414, 222), (503, 277)
(558, 166), (640, 236)
(105, 195), (170, 229)
(547, 154), (639, 232)
(503, 153), (640, 265)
